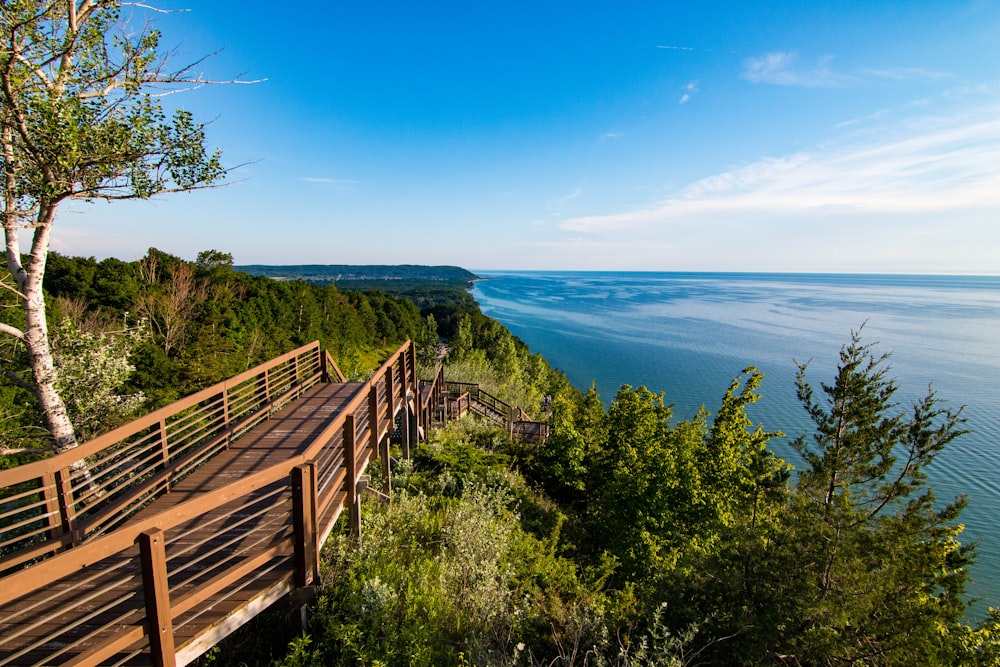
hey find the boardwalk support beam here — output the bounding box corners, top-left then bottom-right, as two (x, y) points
(345, 414), (362, 540)
(379, 436), (391, 501)
(139, 528), (176, 667)
(402, 395), (414, 457)
(292, 462), (319, 587)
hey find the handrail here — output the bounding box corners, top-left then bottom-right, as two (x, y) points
(323, 349), (347, 383)
(418, 364), (546, 444)
(418, 362), (447, 431)
(0, 338), (554, 667)
(0, 459), (294, 606)
(0, 339), (420, 667)
(0, 342), (323, 574)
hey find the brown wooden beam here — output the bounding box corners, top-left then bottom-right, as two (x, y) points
(344, 414), (361, 539)
(292, 463), (319, 587)
(138, 528), (176, 667)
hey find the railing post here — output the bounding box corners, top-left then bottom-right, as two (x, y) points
(345, 415), (361, 539)
(368, 384), (379, 454)
(401, 396), (414, 458)
(139, 528), (176, 667)
(55, 467), (77, 545)
(379, 432), (392, 503)
(292, 463), (319, 587)
(40, 472), (64, 540)
(263, 367), (272, 418)
(385, 365), (395, 425)
(407, 341), (417, 391)
(293, 354), (301, 396)
(222, 385), (232, 450)
(158, 419), (172, 491)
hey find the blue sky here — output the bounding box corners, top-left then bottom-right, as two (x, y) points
(54, 1), (1000, 273)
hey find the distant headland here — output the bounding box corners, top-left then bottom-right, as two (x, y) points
(236, 264), (478, 286)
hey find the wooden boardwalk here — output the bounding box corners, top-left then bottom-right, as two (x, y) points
(0, 342), (420, 667)
(0, 340), (545, 666)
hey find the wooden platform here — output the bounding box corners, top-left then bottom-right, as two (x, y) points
(0, 338), (545, 667)
(0, 381), (368, 667)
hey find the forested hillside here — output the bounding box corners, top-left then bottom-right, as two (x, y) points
(238, 263), (482, 339)
(0, 249), (435, 463)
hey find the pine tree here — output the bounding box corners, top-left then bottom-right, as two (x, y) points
(781, 329), (972, 665)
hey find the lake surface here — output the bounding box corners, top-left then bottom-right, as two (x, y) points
(473, 271), (1000, 617)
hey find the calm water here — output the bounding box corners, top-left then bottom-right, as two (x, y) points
(473, 271), (1000, 617)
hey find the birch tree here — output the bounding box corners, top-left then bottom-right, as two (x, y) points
(0, 1), (228, 455)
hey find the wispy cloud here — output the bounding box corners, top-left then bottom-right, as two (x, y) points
(559, 106), (1000, 234)
(516, 237), (675, 251)
(657, 45), (694, 51)
(743, 52), (955, 88)
(548, 187), (584, 212)
(679, 80), (699, 105)
(559, 187), (584, 202)
(742, 51), (850, 87)
(858, 66), (952, 82)
(603, 131), (624, 140)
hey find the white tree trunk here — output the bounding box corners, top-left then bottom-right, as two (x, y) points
(6, 204), (80, 454)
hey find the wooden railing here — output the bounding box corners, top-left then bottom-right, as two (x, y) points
(418, 366), (547, 443)
(0, 343), (324, 575)
(0, 340), (419, 667)
(418, 363), (447, 431)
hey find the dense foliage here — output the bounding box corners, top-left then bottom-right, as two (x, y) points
(238, 263), (480, 339)
(0, 249), (431, 460)
(268, 329), (999, 666)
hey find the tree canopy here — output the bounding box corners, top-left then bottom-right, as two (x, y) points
(1, 1), (228, 457)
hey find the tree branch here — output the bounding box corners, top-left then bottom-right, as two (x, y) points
(120, 3), (190, 14)
(0, 279), (27, 300)
(0, 322), (26, 340)
(2, 368), (34, 391)
(0, 443), (54, 456)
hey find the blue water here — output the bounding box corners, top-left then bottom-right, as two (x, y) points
(473, 271), (1000, 618)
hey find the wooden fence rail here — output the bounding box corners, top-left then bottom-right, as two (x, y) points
(0, 341), (419, 667)
(418, 366), (546, 442)
(0, 339), (556, 666)
(0, 343), (325, 575)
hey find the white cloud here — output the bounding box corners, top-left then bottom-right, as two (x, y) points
(742, 51), (851, 87)
(657, 45), (694, 51)
(515, 237), (675, 251)
(547, 187), (584, 213)
(559, 106), (1000, 234)
(743, 53), (955, 89)
(679, 80), (699, 104)
(557, 187), (583, 202)
(858, 66), (952, 82)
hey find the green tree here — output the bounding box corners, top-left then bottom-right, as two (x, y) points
(666, 369), (791, 662)
(534, 384), (606, 502)
(449, 312), (474, 360)
(50, 317), (146, 441)
(780, 331), (973, 664)
(1, 1), (228, 457)
(591, 386), (708, 585)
